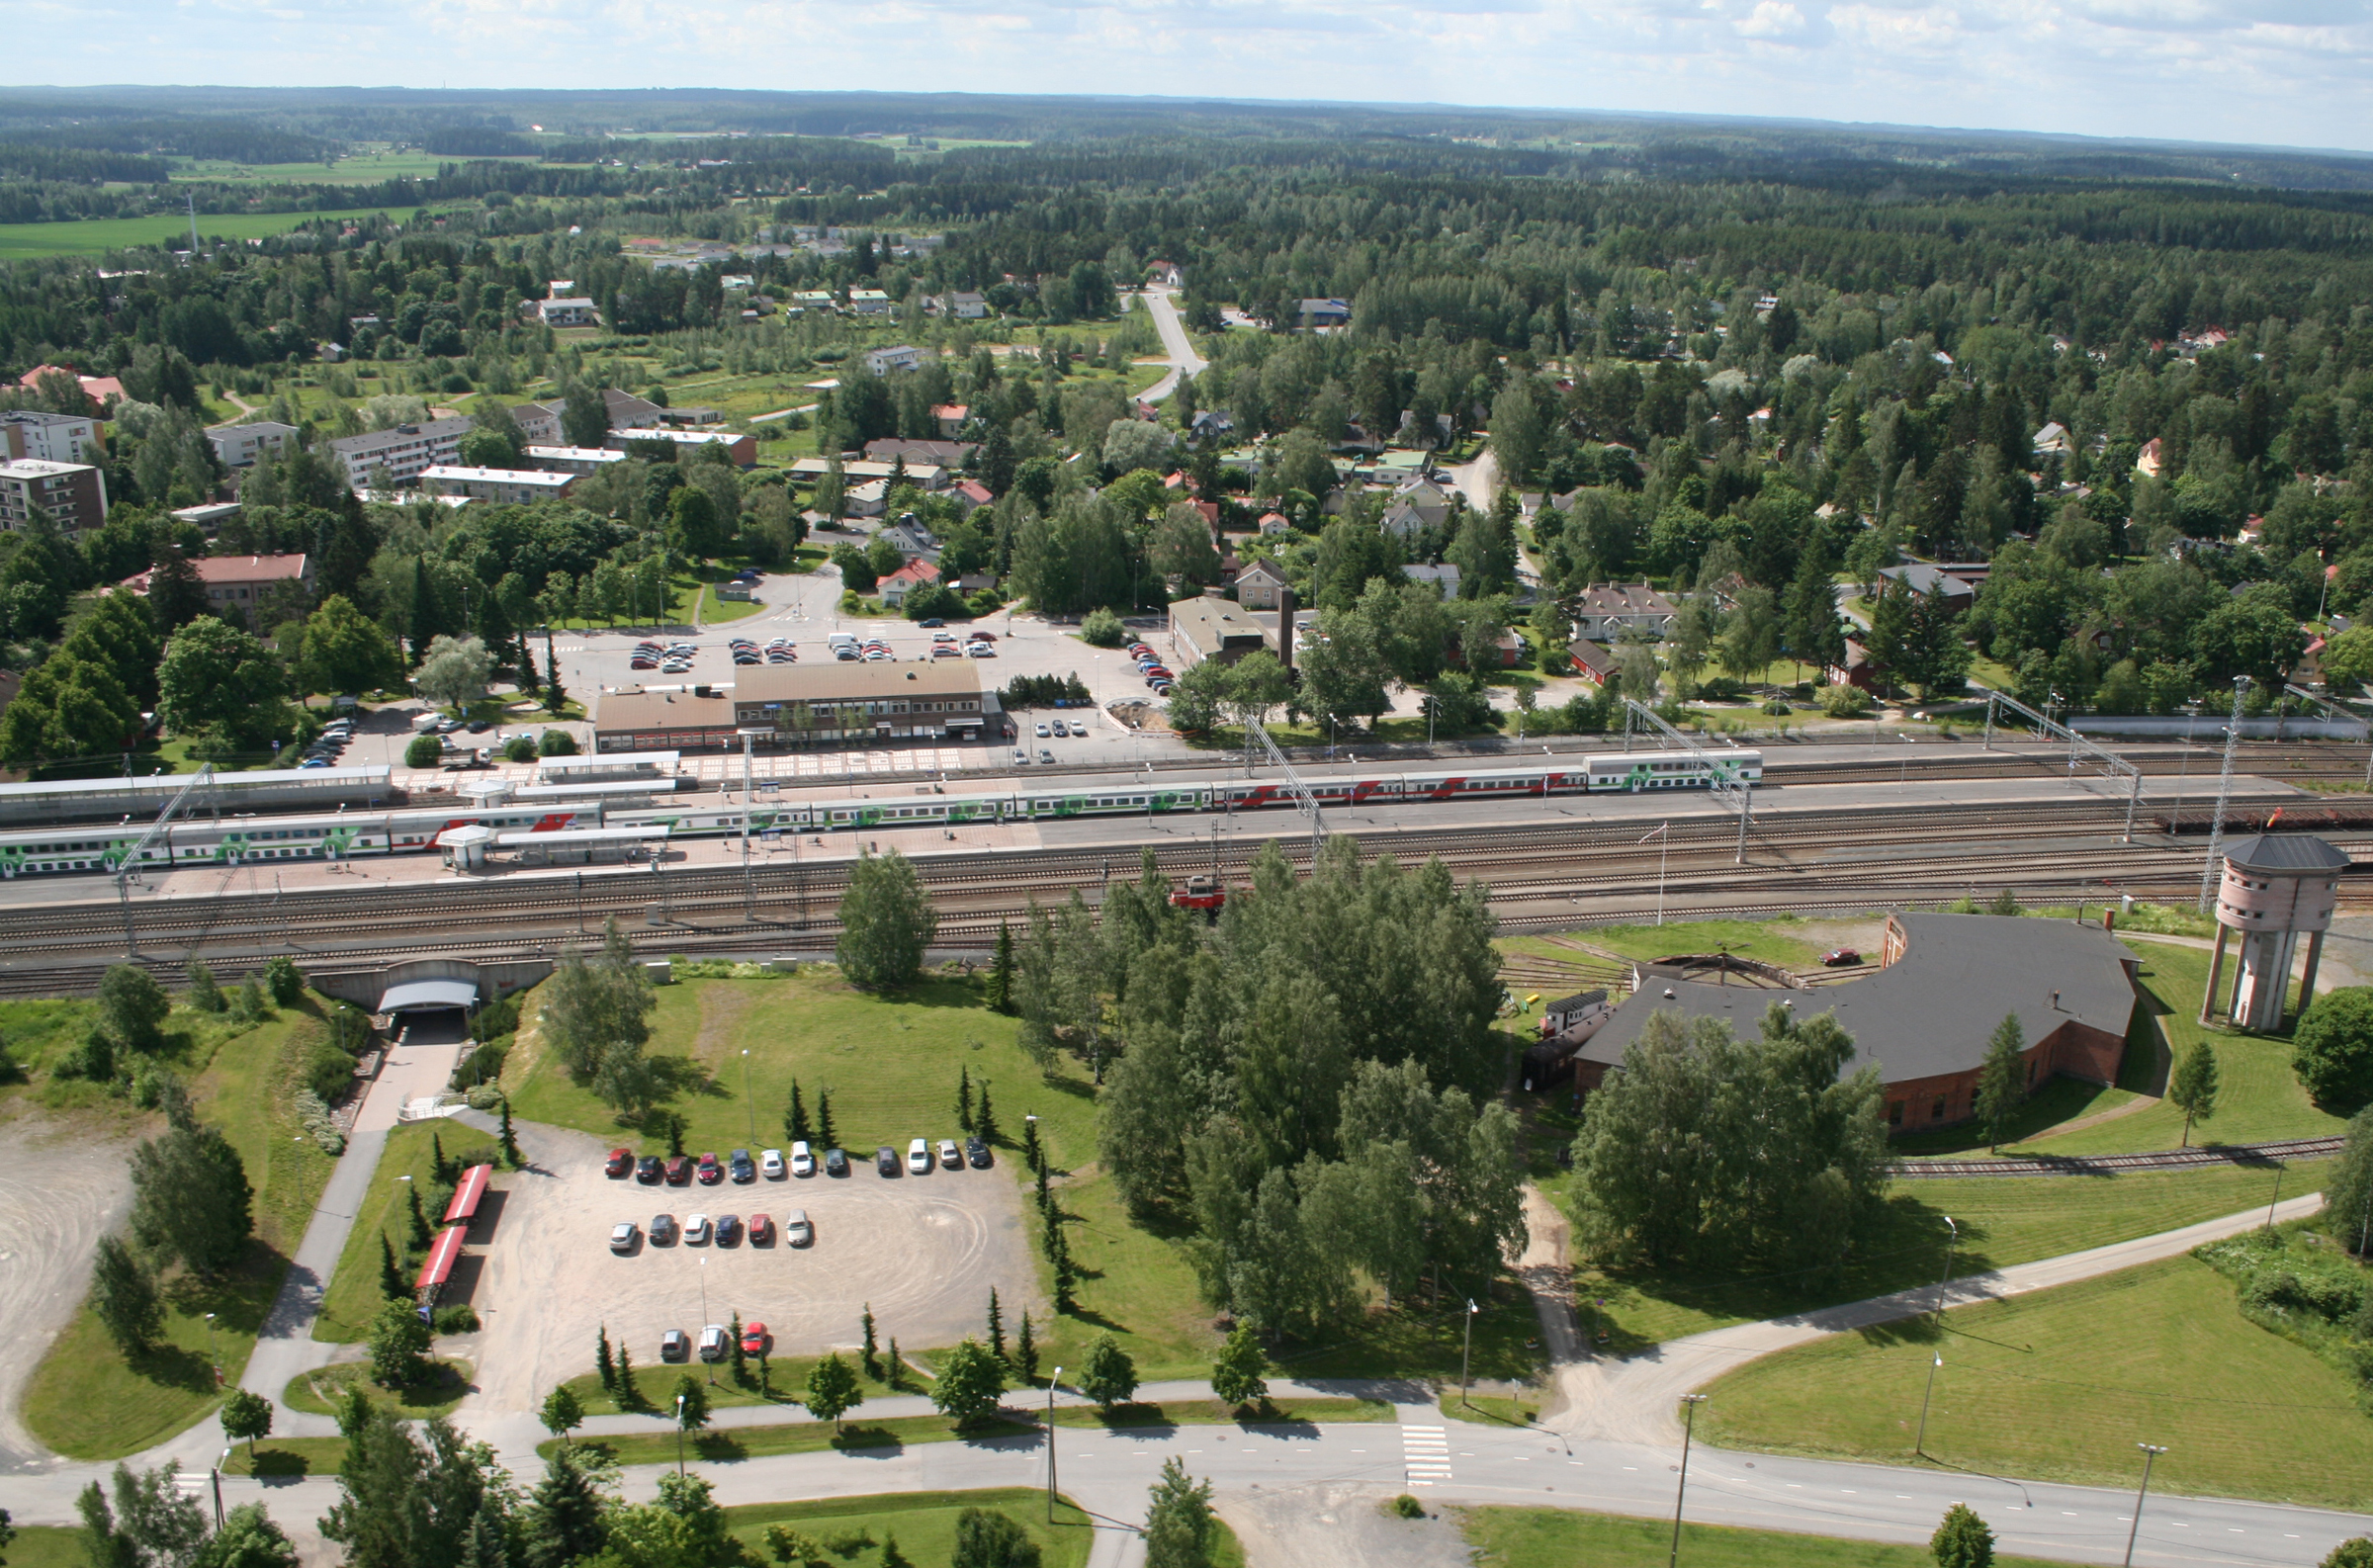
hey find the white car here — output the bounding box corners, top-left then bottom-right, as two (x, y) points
(907, 1138), (931, 1175)
(684, 1213), (712, 1244)
(789, 1141), (814, 1177)
(937, 1139), (962, 1170)
(609, 1221), (639, 1253)
(759, 1148), (786, 1179)
(1035, 722), (1051, 738)
(783, 1208), (813, 1247)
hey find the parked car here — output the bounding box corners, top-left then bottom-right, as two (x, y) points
(783, 1208), (813, 1247)
(790, 1141), (814, 1177)
(609, 1221), (639, 1253)
(965, 1137), (993, 1169)
(729, 1149), (754, 1183)
(660, 1329), (689, 1362)
(747, 1212), (775, 1245)
(650, 1213), (678, 1245)
(715, 1213), (743, 1246)
(662, 1156), (692, 1185)
(697, 1325), (728, 1362)
(636, 1156), (663, 1183)
(1822, 948), (1862, 968)
(695, 1153), (723, 1184)
(741, 1321), (769, 1354)
(938, 1138), (962, 1170)
(606, 1148), (633, 1177)
(1035, 722), (1051, 738)
(824, 1147), (848, 1177)
(875, 1146), (899, 1176)
(907, 1138), (931, 1175)
(684, 1213), (712, 1244)
(1038, 748), (1054, 764)
(760, 1148), (786, 1179)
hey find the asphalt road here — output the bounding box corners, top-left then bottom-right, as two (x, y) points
(1135, 287), (1208, 404)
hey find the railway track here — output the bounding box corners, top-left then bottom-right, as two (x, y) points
(1890, 1135), (2346, 1178)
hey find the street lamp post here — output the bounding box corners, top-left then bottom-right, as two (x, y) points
(205, 1311), (219, 1385)
(1913, 1350), (1943, 1456)
(1459, 1298), (1479, 1408)
(2123, 1443), (2167, 1567)
(1668, 1394), (1707, 1568)
(1045, 1366), (1064, 1523)
(1932, 1216), (1959, 1320)
(675, 1393), (687, 1478)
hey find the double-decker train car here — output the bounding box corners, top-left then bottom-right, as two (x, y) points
(0, 803), (602, 878)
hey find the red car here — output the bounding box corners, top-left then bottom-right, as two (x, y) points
(695, 1153), (724, 1184)
(741, 1321), (769, 1355)
(605, 1148), (633, 1177)
(663, 1156), (693, 1185)
(747, 1212), (774, 1245)
(1822, 948), (1863, 968)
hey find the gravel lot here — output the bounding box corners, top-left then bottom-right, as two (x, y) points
(463, 1121), (1040, 1416)
(0, 1115), (135, 1470)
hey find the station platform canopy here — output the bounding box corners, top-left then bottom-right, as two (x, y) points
(537, 751), (677, 784)
(413, 1224), (468, 1293)
(381, 979), (479, 1013)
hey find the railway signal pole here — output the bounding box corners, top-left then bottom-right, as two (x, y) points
(1621, 700), (1752, 864)
(1245, 717), (1326, 860)
(2196, 677), (2248, 915)
(113, 763), (216, 958)
(1979, 689), (2144, 841)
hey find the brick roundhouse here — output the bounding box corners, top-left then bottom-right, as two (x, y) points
(1566, 913), (2141, 1134)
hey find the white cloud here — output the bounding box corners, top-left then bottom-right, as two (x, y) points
(17, 0), (2373, 152)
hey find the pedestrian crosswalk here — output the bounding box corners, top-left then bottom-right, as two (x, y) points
(1401, 1424), (1452, 1486)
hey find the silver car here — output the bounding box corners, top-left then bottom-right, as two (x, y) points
(783, 1208), (813, 1247)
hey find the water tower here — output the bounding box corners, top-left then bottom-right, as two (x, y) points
(2200, 832), (2348, 1030)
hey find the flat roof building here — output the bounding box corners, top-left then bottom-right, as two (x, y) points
(328, 418), (472, 491)
(524, 445), (628, 476)
(420, 465), (578, 505)
(206, 420), (299, 471)
(1166, 594), (1276, 670)
(593, 662), (991, 752)
(0, 459), (108, 532)
(1, 409), (102, 466)
(604, 428), (756, 468)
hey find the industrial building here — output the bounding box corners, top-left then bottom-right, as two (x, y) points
(591, 662), (992, 752)
(1562, 912), (2142, 1134)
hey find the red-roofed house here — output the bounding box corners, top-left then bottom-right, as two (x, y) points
(877, 558), (941, 608)
(16, 365), (128, 418)
(951, 479), (993, 514)
(931, 404), (969, 440)
(124, 553), (312, 613)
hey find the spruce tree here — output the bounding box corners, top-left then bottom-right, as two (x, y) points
(1015, 1311), (1039, 1382)
(885, 1337), (903, 1391)
(432, 1132), (451, 1184)
(986, 1287), (1006, 1363)
(957, 1066), (974, 1131)
(616, 1344), (640, 1409)
(861, 1304), (878, 1377)
(406, 1182), (431, 1252)
(498, 1098), (521, 1167)
(786, 1081), (811, 1144)
(975, 1084), (998, 1145)
(987, 922), (1015, 1013)
(379, 1232), (406, 1300)
(596, 1325), (616, 1391)
(817, 1089), (837, 1149)
(729, 1311), (747, 1388)
(1022, 1115), (1043, 1175)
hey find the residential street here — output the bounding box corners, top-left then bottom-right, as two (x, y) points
(1134, 287), (1208, 403)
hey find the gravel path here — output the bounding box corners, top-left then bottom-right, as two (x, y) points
(0, 1116), (136, 1472)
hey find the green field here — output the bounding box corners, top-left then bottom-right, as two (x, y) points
(169, 151), (538, 185)
(725, 1489), (1094, 1568)
(222, 1436), (348, 1477)
(21, 1002), (341, 1458)
(0, 209), (403, 259)
(1698, 1253), (2373, 1511)
(1575, 1159), (2324, 1349)
(1461, 1506), (2080, 1568)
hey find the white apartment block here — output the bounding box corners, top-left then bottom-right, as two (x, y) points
(0, 409), (101, 466)
(327, 418), (473, 491)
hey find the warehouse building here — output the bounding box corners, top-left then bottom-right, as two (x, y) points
(1566, 912), (2142, 1134)
(592, 662), (992, 752)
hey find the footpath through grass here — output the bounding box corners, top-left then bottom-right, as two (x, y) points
(1698, 1253), (2373, 1512)
(550, 1396), (1387, 1466)
(725, 1489), (1099, 1568)
(1460, 1506), (2081, 1568)
(314, 1120), (498, 1343)
(1576, 1159), (2326, 1349)
(20, 1000), (342, 1459)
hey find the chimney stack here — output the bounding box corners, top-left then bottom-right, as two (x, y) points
(1278, 585), (1295, 676)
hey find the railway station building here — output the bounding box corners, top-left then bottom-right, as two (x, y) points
(1566, 913), (2142, 1134)
(591, 662), (993, 752)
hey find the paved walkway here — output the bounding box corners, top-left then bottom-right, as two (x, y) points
(1544, 1190), (2329, 1447)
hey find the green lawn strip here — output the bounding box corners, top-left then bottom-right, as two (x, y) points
(558, 1352), (902, 1418)
(724, 1488), (1096, 1568)
(1458, 1506), (2080, 1568)
(549, 1397), (1385, 1465)
(1437, 1388), (1541, 1428)
(700, 583), (769, 623)
(0, 209), (402, 259)
(0, 1527), (91, 1568)
(20, 1003), (337, 1458)
(1578, 1160), (2327, 1349)
(313, 1120), (496, 1343)
(1697, 1254), (2373, 1513)
(283, 1357), (475, 1420)
(221, 1437), (349, 1477)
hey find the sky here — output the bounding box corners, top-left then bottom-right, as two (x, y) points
(20, 0), (2373, 154)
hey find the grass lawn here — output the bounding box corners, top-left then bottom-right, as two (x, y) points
(559, 1350), (900, 1418)
(1460, 1507), (2079, 1568)
(700, 583), (768, 623)
(1439, 1387), (1540, 1428)
(283, 1357), (475, 1420)
(726, 1489), (1097, 1568)
(222, 1436), (348, 1477)
(1574, 1159), (2327, 1349)
(20, 1002), (341, 1458)
(1698, 1254), (2373, 1512)
(314, 1120), (498, 1343)
(551, 1397), (1387, 1466)
(1582, 916), (1827, 971)
(0, 1528), (90, 1568)
(0, 209), (403, 259)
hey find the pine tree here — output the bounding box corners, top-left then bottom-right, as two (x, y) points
(986, 1287), (1006, 1362)
(861, 1304), (878, 1378)
(975, 1084), (998, 1146)
(987, 922), (1015, 1013)
(957, 1066), (974, 1131)
(380, 1232), (406, 1300)
(1015, 1311), (1039, 1383)
(596, 1325), (616, 1391)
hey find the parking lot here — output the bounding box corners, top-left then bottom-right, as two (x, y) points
(463, 1122), (1041, 1416)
